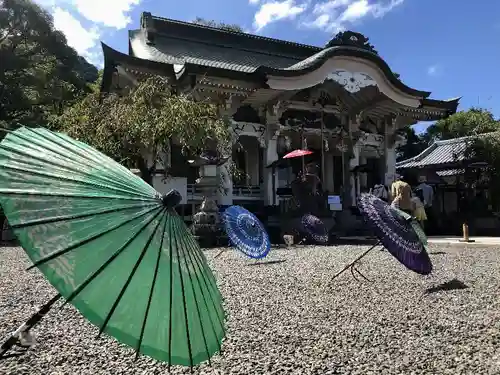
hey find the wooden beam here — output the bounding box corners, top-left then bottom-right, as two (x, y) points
(287, 100), (340, 114)
(349, 95), (389, 116)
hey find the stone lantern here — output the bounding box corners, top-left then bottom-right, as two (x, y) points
(188, 150), (230, 248)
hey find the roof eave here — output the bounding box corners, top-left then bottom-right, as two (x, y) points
(100, 42), (177, 92)
(420, 96), (461, 114)
(397, 160), (467, 171)
(182, 63), (267, 84)
(254, 47), (431, 99)
(395, 142), (437, 168)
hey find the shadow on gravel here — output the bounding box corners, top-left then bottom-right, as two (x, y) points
(424, 278), (469, 294)
(0, 240), (19, 248)
(247, 260), (286, 266)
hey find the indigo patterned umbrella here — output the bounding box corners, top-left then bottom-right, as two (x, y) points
(218, 205), (270, 259)
(0, 127), (225, 366)
(330, 193), (432, 282)
(299, 214), (329, 245)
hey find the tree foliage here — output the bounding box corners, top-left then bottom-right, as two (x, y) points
(396, 126), (427, 161)
(52, 77), (232, 185)
(425, 107), (499, 142)
(192, 17), (244, 33)
(0, 0), (98, 128)
(398, 108), (500, 163)
(462, 133), (500, 211)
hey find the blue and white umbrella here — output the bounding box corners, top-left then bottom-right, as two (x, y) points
(222, 206), (270, 259)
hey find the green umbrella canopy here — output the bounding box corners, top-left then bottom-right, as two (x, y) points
(0, 127), (225, 366)
(391, 207), (428, 245)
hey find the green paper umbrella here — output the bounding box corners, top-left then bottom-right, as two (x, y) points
(391, 207), (428, 245)
(0, 127), (225, 366)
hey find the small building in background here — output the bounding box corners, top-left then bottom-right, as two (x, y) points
(396, 135), (499, 235)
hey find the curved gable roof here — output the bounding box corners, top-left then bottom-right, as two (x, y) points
(396, 136), (472, 169)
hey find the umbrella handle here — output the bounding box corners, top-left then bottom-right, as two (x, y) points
(0, 293), (61, 359)
(213, 249), (225, 259)
(328, 241), (381, 284)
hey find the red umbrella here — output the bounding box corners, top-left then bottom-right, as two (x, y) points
(283, 149), (314, 159)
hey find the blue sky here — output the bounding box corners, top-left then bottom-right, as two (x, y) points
(36, 0), (500, 134)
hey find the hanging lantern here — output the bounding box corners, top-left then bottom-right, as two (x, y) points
(277, 134), (287, 154)
(284, 136), (291, 150)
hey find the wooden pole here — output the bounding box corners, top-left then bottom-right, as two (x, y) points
(320, 111), (325, 183)
(301, 123), (305, 178)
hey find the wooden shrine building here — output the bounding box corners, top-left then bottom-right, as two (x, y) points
(100, 12), (459, 223)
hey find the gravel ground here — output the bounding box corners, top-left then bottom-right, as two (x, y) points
(1, 243), (500, 375)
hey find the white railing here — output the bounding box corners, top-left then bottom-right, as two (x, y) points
(187, 184), (208, 196)
(233, 185), (262, 199)
(186, 184), (262, 200)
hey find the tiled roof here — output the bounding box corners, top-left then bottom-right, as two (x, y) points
(396, 136), (471, 169)
(129, 30), (302, 73)
(436, 169), (465, 176)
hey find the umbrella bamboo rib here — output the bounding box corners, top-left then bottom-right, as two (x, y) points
(181, 218), (224, 326)
(0, 143), (152, 199)
(135, 212), (169, 360)
(46, 132), (151, 194)
(12, 202), (159, 229)
(3, 128), (152, 197)
(168, 217), (174, 368)
(97, 208), (166, 337)
(0, 160), (153, 199)
(59, 207), (166, 309)
(9, 128), (119, 176)
(173, 219), (211, 366)
(173, 219), (194, 368)
(181, 229), (224, 327)
(173, 219), (223, 353)
(27, 205), (163, 271)
(3, 190), (156, 202)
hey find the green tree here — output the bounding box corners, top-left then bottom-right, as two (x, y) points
(52, 77), (232, 185)
(463, 133), (500, 211)
(88, 70), (104, 93)
(424, 107), (499, 142)
(396, 126), (427, 161)
(192, 17), (244, 33)
(0, 0), (98, 128)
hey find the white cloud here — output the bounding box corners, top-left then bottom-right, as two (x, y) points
(303, 0), (405, 32)
(52, 7), (100, 59)
(427, 64), (442, 76)
(249, 0), (260, 4)
(253, 0), (307, 31)
(313, 0), (351, 15)
(35, 0), (142, 66)
(70, 0), (140, 29)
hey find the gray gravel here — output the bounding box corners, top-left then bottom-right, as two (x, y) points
(1, 243), (500, 375)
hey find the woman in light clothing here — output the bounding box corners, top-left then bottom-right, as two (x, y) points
(390, 180), (414, 215)
(411, 195), (427, 228)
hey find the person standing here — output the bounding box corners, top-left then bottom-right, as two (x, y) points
(416, 176), (434, 231)
(390, 180), (414, 215)
(416, 176), (434, 208)
(412, 190), (427, 229)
